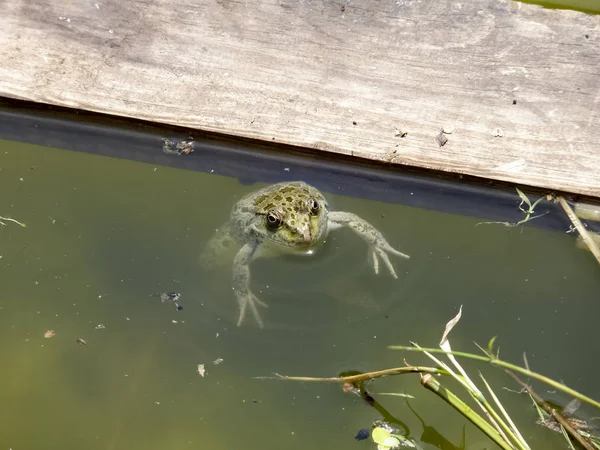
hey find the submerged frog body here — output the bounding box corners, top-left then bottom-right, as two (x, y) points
(201, 181), (409, 328)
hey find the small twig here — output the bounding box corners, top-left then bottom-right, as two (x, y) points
(557, 196), (600, 266)
(475, 221), (517, 228)
(504, 370), (595, 450)
(0, 216), (27, 227)
(474, 214), (548, 228)
(254, 366), (448, 383)
(515, 212), (549, 226)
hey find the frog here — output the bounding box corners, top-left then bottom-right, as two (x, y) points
(201, 181), (409, 328)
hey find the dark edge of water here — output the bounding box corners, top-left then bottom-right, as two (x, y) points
(1, 97), (597, 233)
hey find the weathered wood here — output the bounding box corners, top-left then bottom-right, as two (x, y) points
(1, 0), (599, 196)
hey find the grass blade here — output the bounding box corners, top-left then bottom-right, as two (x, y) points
(516, 189), (532, 208)
(480, 372), (530, 450)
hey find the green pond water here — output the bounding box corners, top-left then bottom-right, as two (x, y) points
(520, 0), (600, 14)
(1, 139), (599, 449)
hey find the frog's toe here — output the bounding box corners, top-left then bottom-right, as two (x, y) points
(368, 247), (399, 278)
(378, 240), (410, 260)
(253, 296), (269, 308)
(368, 249), (380, 275)
(247, 296), (266, 329)
(389, 246), (410, 260)
(375, 247), (398, 279)
(237, 298), (248, 327)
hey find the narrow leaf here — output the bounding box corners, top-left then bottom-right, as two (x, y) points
(528, 393), (547, 422)
(516, 189), (532, 208)
(376, 392), (416, 399)
(480, 372), (530, 449)
(531, 196), (546, 210)
(440, 305), (463, 349)
(487, 336), (497, 358)
(560, 424), (577, 450)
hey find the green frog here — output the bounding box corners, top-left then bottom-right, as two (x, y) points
(201, 181), (409, 328)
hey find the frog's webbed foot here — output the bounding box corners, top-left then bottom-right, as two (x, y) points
(233, 241), (267, 328)
(235, 288), (268, 328)
(367, 245), (408, 279)
(328, 211), (409, 279)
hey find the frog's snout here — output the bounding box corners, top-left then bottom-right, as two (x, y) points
(292, 225), (313, 245)
(301, 229), (312, 243)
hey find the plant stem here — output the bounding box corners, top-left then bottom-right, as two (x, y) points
(420, 373), (514, 450)
(388, 345), (600, 410)
(254, 366), (448, 383)
(557, 196), (600, 266)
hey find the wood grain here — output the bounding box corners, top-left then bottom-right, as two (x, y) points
(1, 0), (599, 196)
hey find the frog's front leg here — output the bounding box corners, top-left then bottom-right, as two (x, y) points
(328, 211), (409, 278)
(233, 241), (268, 328)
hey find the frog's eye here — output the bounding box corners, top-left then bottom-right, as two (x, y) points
(266, 210), (283, 230)
(309, 199), (320, 215)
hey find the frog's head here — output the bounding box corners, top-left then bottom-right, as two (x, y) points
(252, 182), (328, 251)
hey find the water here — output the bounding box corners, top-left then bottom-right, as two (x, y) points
(518, 0), (600, 14)
(1, 136), (600, 450)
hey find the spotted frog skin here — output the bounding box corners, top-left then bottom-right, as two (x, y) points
(201, 181), (409, 328)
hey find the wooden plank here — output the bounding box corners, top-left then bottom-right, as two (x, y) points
(1, 0), (599, 196)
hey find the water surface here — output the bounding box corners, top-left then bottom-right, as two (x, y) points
(1, 139), (599, 449)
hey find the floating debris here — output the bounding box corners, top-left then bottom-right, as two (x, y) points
(76, 338), (87, 345)
(95, 324), (106, 330)
(537, 398), (591, 434)
(162, 138), (195, 156)
(372, 421), (417, 449)
(435, 130), (448, 147)
(373, 427), (401, 449)
(153, 292), (183, 311)
(354, 429), (370, 441)
(394, 129), (408, 138)
(212, 358), (224, 365)
(537, 413), (592, 434)
(493, 128), (504, 137)
(160, 292), (180, 303)
(342, 382), (357, 393)
(197, 364), (206, 377)
(44, 330), (56, 339)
